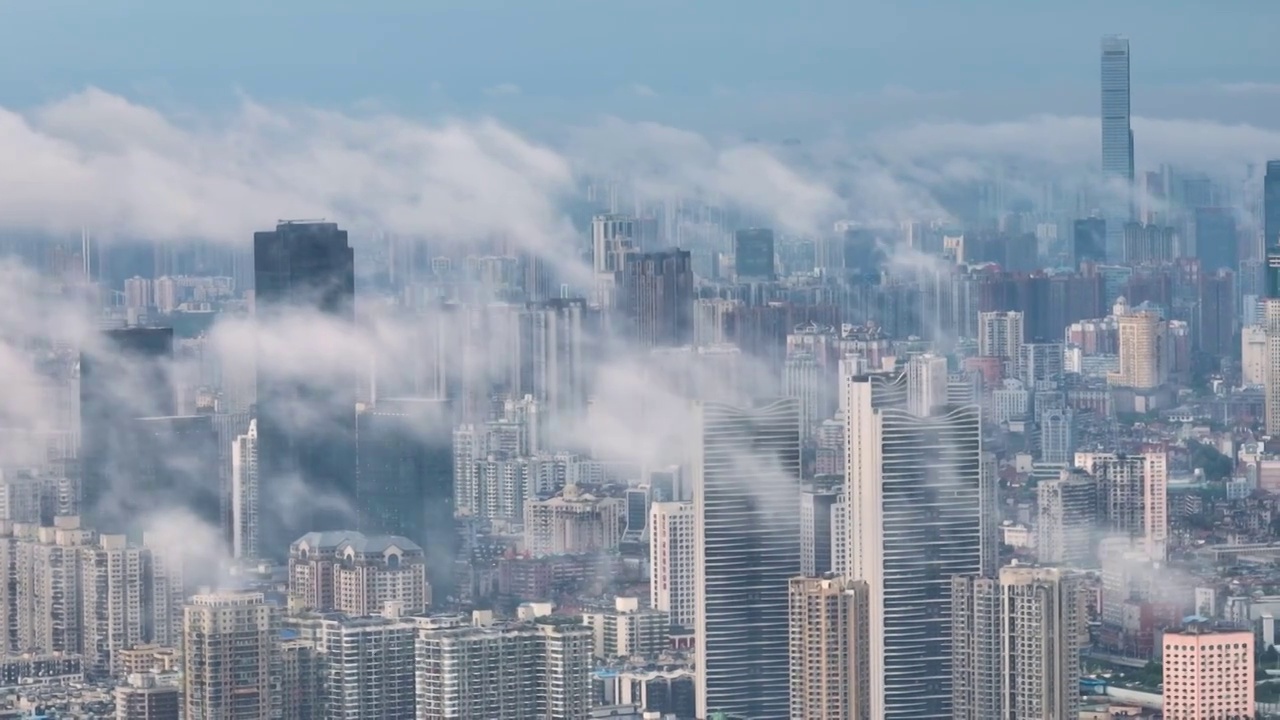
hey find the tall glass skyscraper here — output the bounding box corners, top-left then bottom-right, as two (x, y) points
(1264, 160), (1280, 297)
(693, 398), (801, 720)
(1101, 35), (1134, 262)
(845, 370), (991, 720)
(253, 221), (356, 556)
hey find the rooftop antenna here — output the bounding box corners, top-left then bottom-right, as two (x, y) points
(277, 218), (327, 225)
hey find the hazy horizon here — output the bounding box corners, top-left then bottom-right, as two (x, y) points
(3, 1), (1280, 140)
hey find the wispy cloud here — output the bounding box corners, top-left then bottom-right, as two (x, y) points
(483, 82), (522, 97)
(627, 83), (658, 98)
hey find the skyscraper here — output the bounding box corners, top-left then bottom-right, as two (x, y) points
(619, 249), (694, 348)
(978, 310), (1024, 360)
(79, 327), (175, 531)
(694, 398), (801, 720)
(1073, 217), (1107, 266)
(1101, 35), (1134, 261)
(649, 501), (696, 630)
(1193, 207), (1238, 273)
(845, 372), (989, 719)
(1265, 161), (1280, 297)
(354, 398), (455, 594)
(231, 419), (259, 559)
(253, 221), (356, 556)
(734, 228), (776, 280)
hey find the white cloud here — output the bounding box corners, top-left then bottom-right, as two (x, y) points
(627, 83), (658, 98)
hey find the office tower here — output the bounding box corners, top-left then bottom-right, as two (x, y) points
(582, 596), (671, 659)
(183, 591), (280, 720)
(1073, 217), (1107, 265)
(288, 531), (429, 615)
(694, 398), (801, 720)
(1109, 309), (1166, 389)
(649, 501), (696, 629)
(354, 398), (455, 593)
(315, 615), (417, 720)
(415, 614), (595, 720)
(79, 327), (175, 530)
(128, 414), (222, 534)
(619, 249), (694, 348)
(1162, 623), (1254, 719)
(1122, 221), (1176, 265)
(1076, 452), (1168, 560)
(799, 484), (839, 576)
(845, 373), (987, 719)
(254, 221), (356, 556)
(978, 310), (1023, 360)
(115, 674), (180, 720)
(622, 486), (649, 542)
(734, 228), (776, 280)
(232, 419), (259, 559)
(1101, 35), (1134, 261)
(1265, 161), (1280, 296)
(1036, 469), (1096, 565)
(1193, 207), (1238, 272)
(788, 576), (869, 720)
(1199, 269), (1236, 359)
(952, 567), (1088, 720)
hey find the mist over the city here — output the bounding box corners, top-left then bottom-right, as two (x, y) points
(0, 2), (1278, 719)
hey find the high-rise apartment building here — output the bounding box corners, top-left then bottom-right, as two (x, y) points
(183, 591), (280, 720)
(414, 613), (594, 720)
(523, 486), (626, 557)
(1036, 468), (1097, 566)
(619, 249), (694, 348)
(649, 500), (696, 630)
(1162, 624), (1255, 720)
(115, 673), (180, 720)
(1109, 309), (1166, 389)
(1101, 35), (1134, 261)
(1122, 221), (1176, 265)
(978, 310), (1024, 361)
(1193, 207), (1238, 273)
(288, 531), (430, 615)
(952, 566), (1088, 720)
(521, 298), (593, 423)
(694, 398), (801, 720)
(231, 419), (259, 559)
(1038, 407), (1076, 465)
(787, 575), (869, 720)
(734, 228), (776, 280)
(582, 596), (670, 660)
(782, 352), (821, 440)
(1265, 299), (1280, 434)
(254, 220), (356, 555)
(1075, 451), (1168, 560)
(314, 615), (417, 720)
(845, 372), (989, 719)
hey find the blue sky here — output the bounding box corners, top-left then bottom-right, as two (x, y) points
(2, 0), (1279, 137)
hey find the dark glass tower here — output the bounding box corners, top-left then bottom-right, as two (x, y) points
(354, 398), (456, 595)
(1073, 217), (1106, 266)
(1264, 161), (1280, 297)
(79, 327), (176, 529)
(733, 228), (776, 280)
(619, 249), (694, 348)
(253, 221), (356, 556)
